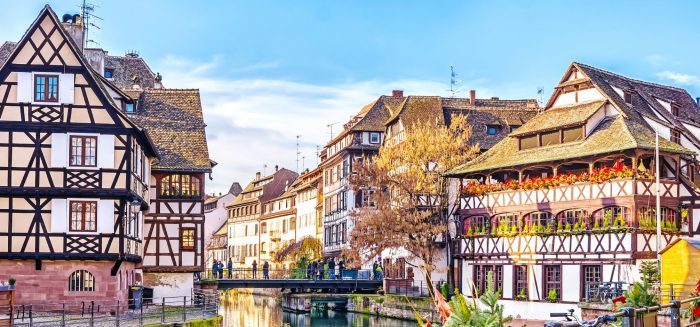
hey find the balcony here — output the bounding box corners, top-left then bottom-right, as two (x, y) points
(269, 230), (281, 240)
(460, 178), (678, 211)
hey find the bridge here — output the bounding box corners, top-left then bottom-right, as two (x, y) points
(198, 268), (383, 292)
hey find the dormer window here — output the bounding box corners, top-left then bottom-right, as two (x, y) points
(104, 69), (114, 78)
(34, 75), (59, 102)
(623, 91), (632, 104)
(671, 104), (680, 116)
(509, 125), (520, 133)
(671, 129), (681, 144)
(486, 125), (500, 136)
(124, 102), (135, 113)
(369, 132), (380, 144)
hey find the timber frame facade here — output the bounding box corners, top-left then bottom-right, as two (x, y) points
(446, 62), (700, 319)
(0, 5), (212, 302)
(0, 6), (157, 303)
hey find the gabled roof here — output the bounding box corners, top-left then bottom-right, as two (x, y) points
(129, 89), (211, 172)
(384, 95), (539, 151)
(104, 54), (158, 89)
(0, 6), (158, 158)
(446, 63), (696, 176)
(227, 168), (298, 207)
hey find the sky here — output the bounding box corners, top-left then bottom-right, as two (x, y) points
(2, 1), (700, 194)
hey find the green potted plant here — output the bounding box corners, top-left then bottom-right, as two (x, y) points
(546, 289), (558, 303)
(515, 288), (528, 301)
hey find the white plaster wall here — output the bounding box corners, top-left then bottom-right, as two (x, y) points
(502, 265), (513, 298)
(552, 91), (576, 107)
(499, 299), (580, 321)
(562, 265), (580, 302)
(578, 88), (604, 102)
(144, 272), (194, 299)
(585, 107), (606, 136)
(530, 265), (543, 300)
(643, 117), (672, 140)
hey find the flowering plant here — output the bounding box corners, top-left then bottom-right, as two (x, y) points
(462, 160), (636, 196)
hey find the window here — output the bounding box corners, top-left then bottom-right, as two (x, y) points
(672, 104), (680, 116)
(562, 126), (584, 143)
(34, 74), (59, 102)
(463, 215), (491, 235)
(557, 209), (587, 227)
(509, 125), (520, 133)
(671, 129), (681, 144)
(341, 222), (347, 243)
(70, 201), (97, 232)
(544, 265), (562, 302)
(591, 206), (629, 229)
(369, 132), (381, 144)
(474, 265), (503, 296)
(104, 69), (114, 78)
(70, 136), (97, 167)
(160, 174), (201, 198)
(124, 102), (135, 113)
(68, 270), (95, 292)
(519, 135), (538, 150)
(526, 211), (554, 228)
(582, 265), (602, 299)
(624, 91), (632, 104)
(261, 222), (267, 234)
(514, 265), (528, 298)
(541, 130), (561, 146)
(487, 125), (499, 135)
(180, 228), (195, 250)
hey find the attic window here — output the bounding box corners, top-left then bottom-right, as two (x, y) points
(509, 125), (520, 133)
(124, 102), (135, 113)
(671, 104), (680, 116)
(104, 69), (114, 78)
(671, 129), (681, 144)
(486, 125), (500, 136)
(623, 91), (632, 104)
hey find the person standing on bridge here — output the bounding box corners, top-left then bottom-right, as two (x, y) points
(218, 260), (224, 279)
(227, 258), (233, 279)
(211, 260), (217, 279)
(263, 261), (270, 279)
(307, 261), (313, 279)
(328, 258), (336, 280)
(252, 260), (258, 279)
(338, 259), (344, 280)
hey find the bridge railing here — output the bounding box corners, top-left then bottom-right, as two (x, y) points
(201, 268), (376, 281)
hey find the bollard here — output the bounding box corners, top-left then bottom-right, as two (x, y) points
(140, 299), (143, 326)
(669, 300), (681, 327)
(90, 301), (95, 327)
(620, 307), (635, 327)
(161, 297), (166, 323)
(116, 300), (120, 327)
(183, 296), (187, 322)
(29, 305), (32, 327)
(61, 303), (65, 327)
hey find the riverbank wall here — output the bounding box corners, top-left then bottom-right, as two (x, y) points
(145, 315), (223, 327)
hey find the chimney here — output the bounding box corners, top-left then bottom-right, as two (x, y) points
(60, 14), (84, 52)
(392, 90), (404, 97)
(255, 172), (261, 180)
(275, 165), (279, 172)
(696, 97), (700, 106)
(469, 90), (476, 104)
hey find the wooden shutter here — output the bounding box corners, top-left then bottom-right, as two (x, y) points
(50, 133), (68, 167)
(97, 134), (114, 168)
(50, 199), (68, 232)
(16, 72), (32, 102)
(59, 74), (75, 104)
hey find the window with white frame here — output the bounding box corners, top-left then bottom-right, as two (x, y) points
(369, 132), (381, 144)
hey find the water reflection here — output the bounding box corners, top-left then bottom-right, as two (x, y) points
(220, 291), (418, 327)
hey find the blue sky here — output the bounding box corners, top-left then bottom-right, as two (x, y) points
(3, 1), (700, 193)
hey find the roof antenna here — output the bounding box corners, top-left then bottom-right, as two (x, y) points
(316, 145), (321, 165)
(262, 164), (268, 175)
(296, 135), (301, 173)
(80, 0), (102, 48)
(537, 87), (545, 110)
(327, 122), (339, 140)
(449, 65), (462, 97)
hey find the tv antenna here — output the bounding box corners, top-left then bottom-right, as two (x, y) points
(296, 135), (301, 172)
(449, 65), (462, 97)
(80, 0), (102, 48)
(327, 122), (339, 140)
(262, 164), (268, 175)
(537, 87), (545, 109)
(302, 156), (306, 172)
(316, 145), (321, 165)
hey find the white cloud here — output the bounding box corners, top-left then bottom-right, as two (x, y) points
(155, 56), (454, 194)
(656, 70), (700, 85)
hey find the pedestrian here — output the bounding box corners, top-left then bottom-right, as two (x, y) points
(211, 260), (217, 279)
(372, 260), (378, 280)
(263, 261), (270, 280)
(217, 260), (224, 279)
(318, 260), (325, 280)
(252, 260), (258, 279)
(338, 259), (344, 280)
(307, 261), (313, 279)
(328, 258), (336, 280)
(375, 261), (383, 281)
(227, 258), (233, 279)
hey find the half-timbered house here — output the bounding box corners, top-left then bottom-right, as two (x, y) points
(446, 62), (700, 319)
(0, 6), (158, 303)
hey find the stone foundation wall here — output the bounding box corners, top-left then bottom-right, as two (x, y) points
(0, 260), (136, 304)
(143, 272), (193, 298)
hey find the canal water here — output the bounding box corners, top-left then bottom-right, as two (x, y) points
(219, 292), (419, 327)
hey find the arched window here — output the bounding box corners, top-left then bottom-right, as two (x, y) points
(557, 209), (588, 228)
(493, 213), (519, 235)
(463, 215), (490, 236)
(524, 211), (554, 227)
(68, 270), (95, 292)
(638, 206), (677, 231)
(591, 206), (629, 230)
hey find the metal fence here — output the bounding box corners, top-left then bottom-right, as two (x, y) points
(201, 268), (375, 281)
(584, 282), (698, 304)
(10, 289), (218, 327)
(384, 279), (442, 298)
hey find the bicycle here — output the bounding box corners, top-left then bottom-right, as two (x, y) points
(545, 309), (617, 327)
